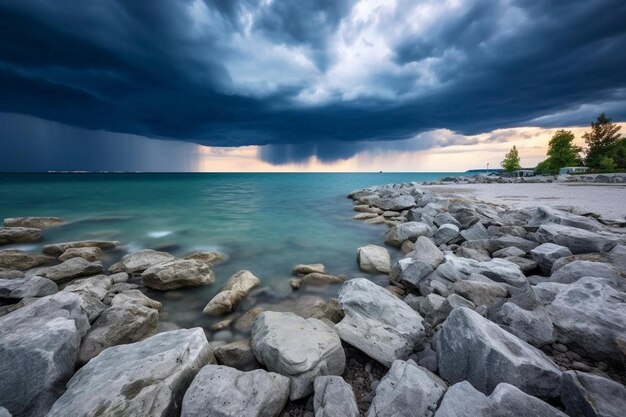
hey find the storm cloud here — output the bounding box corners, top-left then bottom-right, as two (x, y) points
(1, 0), (625, 160)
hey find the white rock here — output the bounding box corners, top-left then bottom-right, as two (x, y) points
(203, 270), (260, 314)
(314, 376), (359, 417)
(358, 245), (391, 274)
(141, 259), (215, 290)
(109, 248), (176, 273)
(385, 222), (431, 247)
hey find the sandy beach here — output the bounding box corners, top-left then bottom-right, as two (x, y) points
(425, 183), (626, 219)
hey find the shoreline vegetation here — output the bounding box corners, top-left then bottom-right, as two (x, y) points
(1, 175), (625, 417)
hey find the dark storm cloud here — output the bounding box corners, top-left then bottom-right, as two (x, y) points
(0, 0), (625, 165)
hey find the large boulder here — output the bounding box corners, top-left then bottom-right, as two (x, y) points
(251, 311), (345, 400)
(435, 255), (527, 288)
(358, 245), (391, 274)
(527, 206), (602, 231)
(0, 227), (41, 244)
(378, 195), (416, 211)
(335, 278), (425, 366)
(203, 270), (260, 314)
(530, 243), (573, 274)
(58, 246), (105, 262)
(437, 307), (562, 399)
(42, 240), (119, 256)
(434, 381), (567, 417)
(41, 257), (103, 283)
(542, 277), (626, 365)
(110, 249), (177, 273)
(549, 260), (623, 287)
(433, 224), (460, 245)
(533, 224), (618, 254)
(390, 258), (433, 290)
(3, 216), (64, 229)
(77, 299), (160, 364)
(384, 222), (431, 247)
(452, 280), (508, 306)
(141, 259), (215, 290)
(181, 365), (290, 417)
(493, 303), (556, 347)
(0, 249), (54, 270)
(560, 371), (626, 417)
(314, 376), (359, 417)
(368, 360), (446, 417)
(408, 236), (444, 269)
(47, 328), (214, 417)
(213, 340), (259, 371)
(0, 276), (57, 299)
(460, 222), (489, 241)
(0, 292), (89, 417)
(184, 250), (227, 266)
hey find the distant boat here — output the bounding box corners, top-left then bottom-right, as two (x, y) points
(379, 170), (383, 173)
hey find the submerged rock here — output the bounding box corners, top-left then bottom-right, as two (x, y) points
(203, 270), (260, 314)
(0, 249), (54, 270)
(314, 376), (359, 417)
(184, 250), (228, 266)
(181, 365), (290, 417)
(251, 311), (345, 400)
(335, 278), (425, 366)
(47, 328), (214, 417)
(293, 263), (326, 275)
(42, 240), (119, 256)
(3, 216), (64, 229)
(437, 307), (561, 399)
(0, 292), (89, 417)
(358, 245), (391, 274)
(0, 227), (41, 244)
(141, 259), (215, 290)
(368, 359), (447, 417)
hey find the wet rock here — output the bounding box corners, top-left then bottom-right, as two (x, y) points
(434, 224), (460, 245)
(437, 307), (561, 398)
(0, 249), (54, 270)
(109, 248), (176, 273)
(314, 376), (359, 417)
(0, 276), (57, 299)
(358, 245), (391, 274)
(3, 216), (64, 229)
(408, 236), (444, 269)
(58, 246), (104, 262)
(293, 263), (326, 275)
(290, 278), (303, 290)
(301, 272), (348, 285)
(203, 270), (260, 315)
(335, 278), (425, 367)
(0, 292), (89, 417)
(251, 311), (345, 400)
(452, 280), (508, 306)
(390, 258), (433, 290)
(368, 359), (446, 417)
(213, 340), (260, 371)
(47, 328), (214, 417)
(384, 222), (431, 247)
(354, 212), (380, 220)
(533, 224), (618, 254)
(0, 227), (41, 244)
(542, 277), (626, 365)
(493, 303), (556, 347)
(234, 306), (264, 333)
(354, 205), (383, 214)
(141, 259), (215, 290)
(42, 257), (103, 283)
(530, 243), (573, 274)
(492, 246), (526, 258)
(77, 298), (159, 364)
(42, 240), (118, 256)
(184, 250), (228, 265)
(378, 195), (416, 211)
(561, 370), (626, 417)
(181, 365), (289, 417)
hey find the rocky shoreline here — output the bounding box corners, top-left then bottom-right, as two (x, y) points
(1, 181), (625, 417)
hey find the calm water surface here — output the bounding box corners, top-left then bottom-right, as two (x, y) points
(0, 173), (463, 341)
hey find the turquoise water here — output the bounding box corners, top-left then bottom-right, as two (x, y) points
(0, 173), (463, 339)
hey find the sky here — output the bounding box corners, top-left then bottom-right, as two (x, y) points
(1, 0), (625, 172)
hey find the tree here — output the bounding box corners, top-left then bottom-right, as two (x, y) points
(541, 129), (582, 174)
(583, 113), (622, 168)
(501, 145), (521, 172)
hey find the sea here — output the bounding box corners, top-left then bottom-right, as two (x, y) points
(0, 173), (465, 341)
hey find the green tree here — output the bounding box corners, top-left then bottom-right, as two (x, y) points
(541, 129), (582, 174)
(583, 113), (622, 168)
(501, 145), (521, 172)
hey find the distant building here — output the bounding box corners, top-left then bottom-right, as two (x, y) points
(559, 166), (590, 175)
(512, 169), (536, 177)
